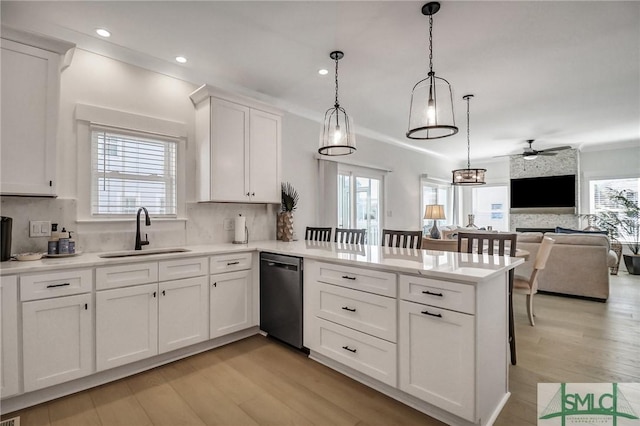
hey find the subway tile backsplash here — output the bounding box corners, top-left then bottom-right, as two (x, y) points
(1, 197), (277, 254)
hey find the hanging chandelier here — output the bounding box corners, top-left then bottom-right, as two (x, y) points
(452, 94), (486, 185)
(319, 51), (356, 156)
(407, 2), (458, 140)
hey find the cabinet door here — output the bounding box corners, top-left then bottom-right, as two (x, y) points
(23, 293), (93, 391)
(399, 300), (476, 421)
(248, 108), (281, 203)
(210, 270), (251, 338)
(210, 98), (250, 202)
(1, 276), (19, 397)
(1, 39), (59, 196)
(96, 284), (158, 371)
(158, 276), (209, 353)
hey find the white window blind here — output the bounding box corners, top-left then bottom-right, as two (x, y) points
(91, 126), (177, 216)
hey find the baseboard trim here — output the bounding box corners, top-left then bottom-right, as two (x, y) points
(1, 327), (259, 414)
(309, 351), (497, 426)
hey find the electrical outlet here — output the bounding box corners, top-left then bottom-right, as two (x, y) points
(29, 220), (51, 237)
(223, 218), (235, 231)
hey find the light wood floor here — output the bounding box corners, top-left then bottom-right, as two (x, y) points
(3, 272), (639, 426)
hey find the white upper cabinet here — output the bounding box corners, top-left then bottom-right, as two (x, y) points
(190, 84), (282, 203)
(0, 29), (74, 196)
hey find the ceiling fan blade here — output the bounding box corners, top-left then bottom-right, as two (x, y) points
(492, 153), (519, 158)
(538, 145), (572, 153)
(538, 152), (558, 156)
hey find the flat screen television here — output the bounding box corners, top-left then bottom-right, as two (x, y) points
(510, 174), (576, 212)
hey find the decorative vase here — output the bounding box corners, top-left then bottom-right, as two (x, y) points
(623, 254), (640, 275)
(277, 212), (294, 242)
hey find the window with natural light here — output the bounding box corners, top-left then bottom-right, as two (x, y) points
(338, 165), (383, 245)
(91, 127), (177, 216)
(589, 177), (640, 241)
(471, 185), (509, 231)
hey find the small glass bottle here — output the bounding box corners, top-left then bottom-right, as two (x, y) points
(48, 223), (59, 255)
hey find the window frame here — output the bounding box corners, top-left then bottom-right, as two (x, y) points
(337, 163), (386, 245)
(75, 103), (187, 222)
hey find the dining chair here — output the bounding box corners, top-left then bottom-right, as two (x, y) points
(381, 229), (422, 249)
(305, 227), (332, 242)
(513, 236), (554, 326)
(457, 231), (519, 365)
(334, 228), (367, 244)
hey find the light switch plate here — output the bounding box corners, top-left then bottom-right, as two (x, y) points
(29, 221), (51, 237)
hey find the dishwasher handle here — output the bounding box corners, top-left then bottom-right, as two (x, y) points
(262, 259), (299, 272)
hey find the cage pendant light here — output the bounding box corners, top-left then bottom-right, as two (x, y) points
(407, 2), (458, 140)
(319, 51), (356, 156)
(452, 94), (486, 185)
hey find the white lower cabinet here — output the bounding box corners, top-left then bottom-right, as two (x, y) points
(96, 283), (158, 371)
(1, 276), (19, 397)
(399, 300), (476, 421)
(209, 270), (251, 338)
(96, 258), (210, 371)
(22, 293), (93, 391)
(159, 276), (209, 353)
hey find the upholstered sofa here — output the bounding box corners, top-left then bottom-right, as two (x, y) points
(515, 232), (618, 301)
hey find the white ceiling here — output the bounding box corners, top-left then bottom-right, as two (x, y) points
(2, 1), (639, 163)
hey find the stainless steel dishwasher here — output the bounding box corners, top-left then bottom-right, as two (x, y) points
(260, 252), (304, 349)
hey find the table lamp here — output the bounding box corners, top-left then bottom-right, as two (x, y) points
(424, 204), (446, 239)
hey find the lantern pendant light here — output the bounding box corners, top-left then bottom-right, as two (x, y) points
(407, 2), (458, 140)
(452, 94), (486, 185)
(319, 51), (356, 156)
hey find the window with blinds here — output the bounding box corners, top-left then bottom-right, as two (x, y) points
(91, 127), (177, 216)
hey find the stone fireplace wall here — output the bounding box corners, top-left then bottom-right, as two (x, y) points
(509, 149), (580, 231)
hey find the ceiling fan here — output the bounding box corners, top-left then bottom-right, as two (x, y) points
(497, 139), (572, 160)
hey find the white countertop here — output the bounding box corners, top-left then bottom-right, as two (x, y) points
(0, 240), (523, 283)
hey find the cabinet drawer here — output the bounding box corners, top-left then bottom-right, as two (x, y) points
(210, 252), (252, 274)
(313, 317), (397, 387)
(159, 257), (208, 281)
(313, 282), (396, 342)
(400, 275), (475, 314)
(96, 262), (158, 290)
(21, 269), (93, 301)
(311, 261), (397, 297)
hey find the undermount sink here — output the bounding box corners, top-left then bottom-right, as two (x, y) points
(98, 248), (191, 258)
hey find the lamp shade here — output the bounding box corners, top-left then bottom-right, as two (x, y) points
(424, 204), (446, 220)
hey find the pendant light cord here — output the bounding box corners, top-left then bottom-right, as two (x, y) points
(334, 56), (340, 108)
(428, 14), (434, 74)
(466, 96), (471, 169)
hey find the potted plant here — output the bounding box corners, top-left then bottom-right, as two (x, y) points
(278, 182), (298, 242)
(590, 188), (639, 274)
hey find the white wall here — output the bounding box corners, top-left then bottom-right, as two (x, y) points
(2, 48), (457, 253)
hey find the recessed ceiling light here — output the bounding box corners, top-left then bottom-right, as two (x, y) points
(175, 56), (187, 64)
(96, 28), (111, 38)
(318, 69), (328, 76)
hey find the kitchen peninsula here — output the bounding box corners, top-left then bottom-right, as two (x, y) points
(1, 241), (523, 426)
